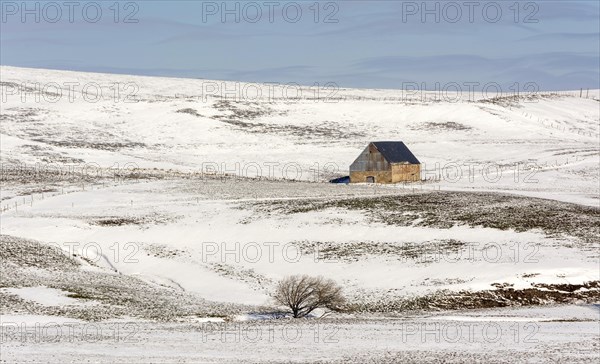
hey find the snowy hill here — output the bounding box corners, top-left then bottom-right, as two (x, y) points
(1, 66), (598, 205)
(1, 66), (599, 362)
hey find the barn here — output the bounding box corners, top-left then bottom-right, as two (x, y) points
(349, 141), (421, 183)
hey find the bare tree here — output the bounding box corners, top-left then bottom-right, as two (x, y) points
(273, 275), (345, 318)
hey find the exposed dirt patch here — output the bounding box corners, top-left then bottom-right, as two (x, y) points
(176, 108), (204, 117)
(410, 121), (473, 131)
(0, 235), (257, 321)
(211, 99), (365, 139)
(0, 235), (80, 271)
(479, 92), (566, 107)
(295, 239), (466, 263)
(253, 192), (600, 244)
(142, 243), (191, 259)
(209, 263), (274, 292)
(348, 281), (600, 313)
(88, 213), (178, 227)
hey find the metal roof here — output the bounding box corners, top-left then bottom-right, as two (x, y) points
(371, 141), (420, 164)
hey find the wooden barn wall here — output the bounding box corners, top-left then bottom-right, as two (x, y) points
(350, 171), (393, 184)
(391, 164), (421, 182)
(350, 164), (421, 184)
(349, 144), (390, 172)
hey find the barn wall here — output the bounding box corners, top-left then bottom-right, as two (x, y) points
(349, 144), (391, 172)
(391, 164), (421, 182)
(350, 164), (421, 184)
(350, 171), (393, 183)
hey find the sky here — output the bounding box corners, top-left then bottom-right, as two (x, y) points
(1, 0), (599, 90)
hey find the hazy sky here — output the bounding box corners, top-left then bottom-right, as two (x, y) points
(1, 0), (599, 90)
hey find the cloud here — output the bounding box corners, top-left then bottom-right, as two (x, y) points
(348, 53), (600, 90)
(1, 1), (597, 91)
(519, 32), (600, 42)
(536, 1), (600, 21)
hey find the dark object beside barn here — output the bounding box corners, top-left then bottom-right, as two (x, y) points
(350, 141), (421, 183)
(329, 176), (350, 184)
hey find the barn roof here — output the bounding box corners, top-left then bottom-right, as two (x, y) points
(371, 141), (420, 164)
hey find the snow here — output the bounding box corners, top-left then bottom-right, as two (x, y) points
(1, 66), (598, 206)
(1, 287), (85, 307)
(1, 66), (598, 303)
(1, 305), (598, 363)
(1, 66), (598, 363)
(1, 178), (597, 308)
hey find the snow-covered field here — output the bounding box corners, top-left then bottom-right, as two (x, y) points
(1, 66), (599, 363)
(2, 305), (599, 363)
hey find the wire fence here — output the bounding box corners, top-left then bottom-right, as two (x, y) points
(2, 154), (593, 215)
(0, 178), (135, 214)
(518, 111), (598, 138)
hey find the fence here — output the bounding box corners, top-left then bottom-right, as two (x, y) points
(2, 155), (593, 215)
(519, 111), (598, 138)
(0, 178), (134, 214)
